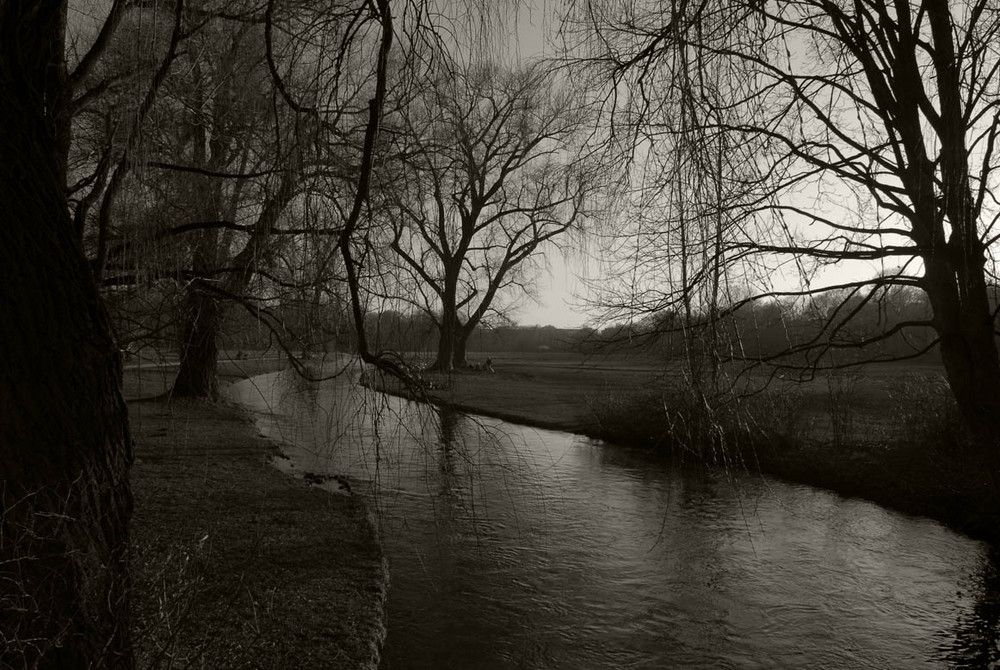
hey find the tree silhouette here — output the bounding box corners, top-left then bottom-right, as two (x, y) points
(1, 1), (133, 665)
(378, 59), (595, 370)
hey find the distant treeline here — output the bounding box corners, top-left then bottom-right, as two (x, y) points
(108, 289), (594, 357)
(353, 312), (592, 356)
(589, 285), (953, 366)
(111, 284), (998, 366)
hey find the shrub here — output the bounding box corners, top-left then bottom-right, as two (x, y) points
(584, 380), (803, 467)
(886, 373), (971, 453)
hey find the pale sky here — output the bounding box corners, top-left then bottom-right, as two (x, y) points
(507, 1), (597, 328)
(515, 252), (592, 328)
(505, 4), (933, 330)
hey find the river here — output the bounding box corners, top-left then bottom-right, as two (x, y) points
(229, 369), (1000, 669)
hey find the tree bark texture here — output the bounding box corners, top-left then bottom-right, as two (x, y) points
(171, 281), (222, 399)
(0, 1), (134, 666)
(434, 309), (459, 372)
(432, 266), (461, 371)
(451, 331), (469, 370)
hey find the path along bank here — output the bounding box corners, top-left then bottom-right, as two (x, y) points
(125, 358), (388, 669)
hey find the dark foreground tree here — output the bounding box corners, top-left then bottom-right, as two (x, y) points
(0, 1), (133, 667)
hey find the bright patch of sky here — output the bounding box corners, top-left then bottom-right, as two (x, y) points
(515, 250), (592, 327)
(506, 1), (599, 328)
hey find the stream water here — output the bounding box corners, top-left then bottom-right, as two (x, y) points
(229, 369), (1000, 669)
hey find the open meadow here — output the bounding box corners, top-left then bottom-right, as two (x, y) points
(385, 351), (950, 445)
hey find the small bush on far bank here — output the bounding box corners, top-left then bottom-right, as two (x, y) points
(588, 368), (1000, 542)
(887, 373), (971, 453)
(584, 381), (802, 468)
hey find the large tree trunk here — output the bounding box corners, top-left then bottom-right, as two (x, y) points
(172, 282), (222, 399)
(0, 2), (134, 667)
(432, 270), (461, 371)
(888, 0), (1000, 491)
(451, 330), (469, 370)
(433, 310), (458, 372)
(923, 252), (1000, 463)
(170, 56), (226, 399)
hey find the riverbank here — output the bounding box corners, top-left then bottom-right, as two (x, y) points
(126, 356), (388, 668)
(373, 353), (999, 545)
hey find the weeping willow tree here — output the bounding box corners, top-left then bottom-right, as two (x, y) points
(561, 0), (769, 398)
(69, 0), (554, 404)
(76, 0), (409, 397)
(563, 0), (1000, 475)
(81, 0), (537, 394)
(107, 12), (312, 398)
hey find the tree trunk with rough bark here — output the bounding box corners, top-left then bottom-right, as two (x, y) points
(451, 331), (469, 370)
(434, 310), (458, 371)
(0, 2), (134, 666)
(172, 282), (222, 399)
(923, 249), (1000, 480)
(432, 265), (462, 371)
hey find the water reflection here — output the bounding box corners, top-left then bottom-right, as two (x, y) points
(229, 371), (1000, 669)
(945, 546), (1000, 667)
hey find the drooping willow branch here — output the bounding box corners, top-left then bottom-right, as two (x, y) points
(80, 0), (186, 279)
(332, 0), (414, 382)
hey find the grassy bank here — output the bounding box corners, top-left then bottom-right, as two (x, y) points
(374, 352), (656, 433)
(374, 353), (998, 545)
(126, 355), (388, 668)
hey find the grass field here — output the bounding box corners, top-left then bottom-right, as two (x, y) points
(384, 351), (665, 433)
(381, 352), (948, 442)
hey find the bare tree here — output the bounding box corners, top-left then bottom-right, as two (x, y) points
(565, 0), (1000, 467)
(153, 24), (303, 398)
(0, 0), (532, 663)
(89, 0), (539, 389)
(376, 59), (595, 370)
